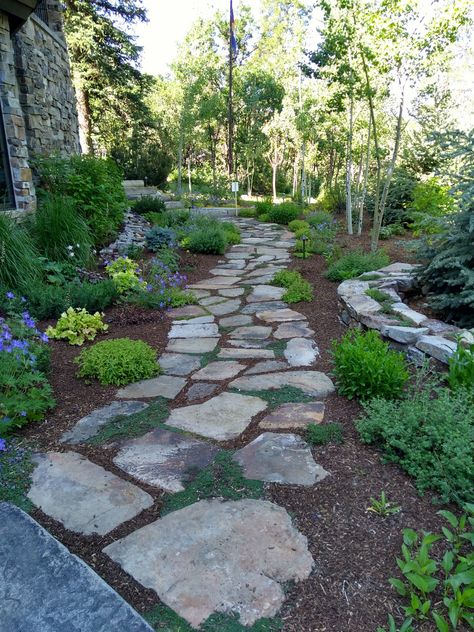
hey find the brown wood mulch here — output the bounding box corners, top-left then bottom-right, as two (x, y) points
(17, 230), (458, 632)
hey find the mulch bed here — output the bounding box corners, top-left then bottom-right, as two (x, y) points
(16, 229), (458, 631)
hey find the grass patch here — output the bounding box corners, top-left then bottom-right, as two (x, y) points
(359, 273), (383, 281)
(161, 452), (263, 516)
(365, 288), (394, 306)
(232, 386), (314, 409)
(0, 439), (34, 512)
(306, 423), (343, 445)
(200, 346), (221, 368)
(327, 249), (390, 282)
(144, 603), (282, 631)
(266, 340), (288, 358)
(86, 399), (169, 445)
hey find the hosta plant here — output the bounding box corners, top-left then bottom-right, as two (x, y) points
(46, 307), (108, 346)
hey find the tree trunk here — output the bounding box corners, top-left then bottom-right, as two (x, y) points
(292, 154), (298, 197)
(272, 162), (277, 202)
(187, 156), (192, 194)
(75, 77), (93, 154)
(357, 116), (371, 236)
(177, 134), (183, 197)
(345, 95), (354, 235)
(301, 140), (306, 203)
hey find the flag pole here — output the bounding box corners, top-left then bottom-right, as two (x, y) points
(228, 0), (234, 180)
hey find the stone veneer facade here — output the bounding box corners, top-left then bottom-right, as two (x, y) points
(0, 2), (79, 215)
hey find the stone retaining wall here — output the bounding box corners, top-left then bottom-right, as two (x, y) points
(337, 263), (473, 364)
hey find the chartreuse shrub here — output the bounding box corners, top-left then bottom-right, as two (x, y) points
(447, 338), (474, 390)
(75, 338), (160, 386)
(35, 154), (127, 245)
(378, 506), (474, 632)
(327, 249), (390, 282)
(268, 202), (300, 225)
(408, 177), (457, 236)
(332, 329), (409, 400)
(0, 213), (41, 292)
(106, 257), (146, 294)
(32, 194), (93, 266)
(357, 383), (473, 505)
(134, 196), (166, 215)
(46, 307), (108, 346)
(271, 270), (313, 303)
(237, 208), (256, 218)
(288, 219), (310, 233)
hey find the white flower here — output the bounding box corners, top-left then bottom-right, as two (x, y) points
(76, 243), (80, 248)
(67, 245), (74, 251)
(69, 252), (75, 258)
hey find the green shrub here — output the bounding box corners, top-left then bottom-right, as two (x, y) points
(254, 200), (273, 217)
(0, 213), (41, 291)
(237, 208), (256, 218)
(294, 227), (312, 239)
(221, 222), (241, 245)
(133, 196), (166, 215)
(305, 211), (334, 229)
(188, 227), (227, 255)
(332, 329), (409, 400)
(145, 227), (176, 252)
(106, 257), (146, 294)
(357, 385), (474, 504)
(259, 213), (270, 222)
(448, 338), (474, 390)
(271, 269), (313, 303)
(379, 223), (405, 240)
(46, 307), (108, 345)
(75, 338), (160, 386)
(306, 423), (343, 445)
(288, 219), (310, 232)
(327, 249), (390, 281)
(32, 195), (93, 266)
(408, 177), (457, 236)
(35, 154), (127, 245)
(268, 202), (300, 225)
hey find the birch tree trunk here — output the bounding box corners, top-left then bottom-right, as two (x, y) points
(357, 116), (371, 235)
(75, 77), (93, 154)
(345, 96), (354, 235)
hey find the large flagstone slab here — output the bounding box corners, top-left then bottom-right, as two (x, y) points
(166, 337), (218, 354)
(191, 360), (246, 381)
(206, 299), (241, 316)
(259, 402), (325, 429)
(219, 314), (253, 327)
(218, 347), (275, 359)
(117, 375), (186, 399)
(246, 285), (285, 303)
(60, 400), (148, 444)
(256, 308), (306, 323)
(284, 338), (319, 367)
(209, 268), (244, 276)
(189, 276), (241, 287)
(158, 353), (202, 376)
(186, 382), (219, 402)
(199, 295), (227, 306)
(113, 429), (219, 492)
(244, 360), (287, 375)
(274, 321), (315, 339)
(218, 287), (245, 297)
(166, 305), (208, 319)
(241, 301), (287, 314)
(230, 371), (335, 397)
(103, 498), (313, 628)
(234, 433), (328, 485)
(169, 322), (219, 338)
(229, 325), (272, 340)
(0, 503), (154, 632)
(27, 452), (153, 536)
(165, 392), (267, 440)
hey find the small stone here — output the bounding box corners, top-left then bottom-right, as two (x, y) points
(117, 375), (186, 399)
(166, 338), (219, 354)
(230, 371), (335, 398)
(27, 452), (153, 536)
(60, 401), (148, 444)
(246, 285), (285, 303)
(244, 360), (287, 375)
(241, 301), (287, 314)
(218, 347), (275, 359)
(416, 335), (457, 363)
(218, 287), (245, 297)
(199, 295), (226, 306)
(274, 321), (315, 339)
(189, 289), (210, 299)
(234, 433), (328, 486)
(158, 353), (202, 376)
(186, 382), (219, 401)
(380, 325), (429, 345)
(206, 299), (241, 316)
(171, 315), (214, 325)
(169, 322), (219, 338)
(256, 308), (306, 323)
(191, 360), (246, 381)
(103, 498), (313, 628)
(229, 325), (272, 340)
(0, 504), (154, 632)
(113, 429), (219, 492)
(259, 402), (325, 429)
(220, 314), (253, 327)
(166, 305), (208, 319)
(209, 268), (244, 276)
(284, 338), (319, 367)
(228, 339), (271, 349)
(165, 392), (267, 440)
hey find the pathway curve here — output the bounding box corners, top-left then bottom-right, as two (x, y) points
(26, 219), (336, 628)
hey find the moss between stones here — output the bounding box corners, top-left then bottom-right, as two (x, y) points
(230, 386), (313, 409)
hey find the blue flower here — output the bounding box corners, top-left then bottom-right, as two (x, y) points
(20, 411), (27, 417)
(0, 438), (6, 451)
(6, 291), (15, 300)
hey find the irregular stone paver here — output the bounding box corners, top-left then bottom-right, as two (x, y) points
(158, 353), (202, 376)
(416, 334), (457, 363)
(245, 360), (288, 375)
(190, 276), (241, 287)
(113, 429), (219, 492)
(220, 314), (253, 327)
(191, 360), (246, 381)
(103, 498), (313, 627)
(186, 382), (219, 402)
(117, 375), (186, 399)
(27, 452), (153, 536)
(218, 287), (245, 297)
(166, 337), (218, 354)
(259, 402), (325, 429)
(228, 338), (271, 348)
(229, 325), (272, 339)
(166, 305), (208, 319)
(274, 321), (315, 339)
(257, 308), (306, 323)
(218, 347), (275, 359)
(189, 289), (210, 299)
(169, 322), (219, 338)
(206, 299), (241, 316)
(234, 433), (328, 485)
(209, 268), (244, 276)
(60, 401), (148, 444)
(246, 285), (285, 303)
(284, 338), (319, 367)
(165, 392), (267, 440)
(172, 315), (214, 325)
(230, 370), (335, 397)
(0, 503), (154, 632)
(241, 301), (287, 314)
(199, 295), (226, 306)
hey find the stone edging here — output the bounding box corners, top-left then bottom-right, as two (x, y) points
(337, 263), (473, 364)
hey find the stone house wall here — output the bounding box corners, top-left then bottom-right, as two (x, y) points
(0, 2), (79, 215)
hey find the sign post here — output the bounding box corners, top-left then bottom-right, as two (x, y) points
(231, 181), (239, 216)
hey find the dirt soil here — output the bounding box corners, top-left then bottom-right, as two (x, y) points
(18, 232), (461, 632)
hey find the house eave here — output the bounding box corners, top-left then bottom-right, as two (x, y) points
(2, 0), (39, 33)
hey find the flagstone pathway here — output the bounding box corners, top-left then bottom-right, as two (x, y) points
(24, 219), (337, 629)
